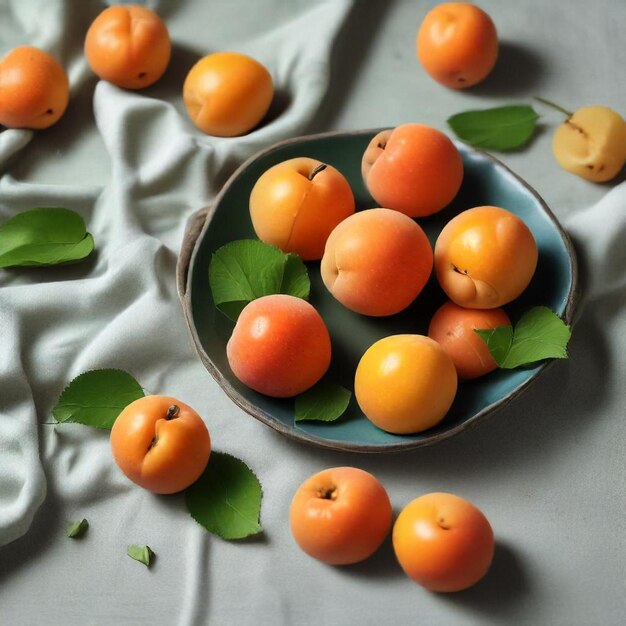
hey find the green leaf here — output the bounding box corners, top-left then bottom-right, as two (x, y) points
(186, 452), (262, 540)
(475, 326), (514, 365)
(208, 239), (310, 321)
(127, 545), (155, 567)
(447, 105), (539, 151)
(282, 253), (311, 300)
(52, 369), (145, 429)
(295, 382), (352, 422)
(67, 518), (89, 539)
(476, 307), (571, 369)
(0, 207), (95, 268)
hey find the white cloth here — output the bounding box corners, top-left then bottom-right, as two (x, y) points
(1, 1), (625, 625)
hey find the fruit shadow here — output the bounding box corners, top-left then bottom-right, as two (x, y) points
(463, 41), (545, 98)
(437, 541), (530, 617)
(307, 0), (391, 131)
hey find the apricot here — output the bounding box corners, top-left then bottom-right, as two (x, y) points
(0, 46), (69, 129)
(85, 5), (171, 90)
(354, 335), (457, 434)
(417, 3), (498, 89)
(290, 467), (392, 565)
(183, 52), (273, 137)
(226, 294), (331, 398)
(249, 158), (355, 261)
(435, 206), (538, 309)
(552, 106), (626, 182)
(321, 208), (433, 317)
(428, 301), (510, 379)
(110, 395), (211, 495)
(362, 124), (463, 217)
(393, 492), (495, 592)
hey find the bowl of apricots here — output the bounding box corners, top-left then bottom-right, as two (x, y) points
(177, 125), (579, 452)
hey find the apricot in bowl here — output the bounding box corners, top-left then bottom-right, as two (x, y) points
(178, 129), (578, 452)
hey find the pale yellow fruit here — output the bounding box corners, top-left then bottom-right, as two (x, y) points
(552, 106), (626, 182)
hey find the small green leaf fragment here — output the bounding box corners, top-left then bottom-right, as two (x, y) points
(0, 207), (95, 268)
(447, 105), (539, 151)
(67, 518), (89, 539)
(475, 326), (514, 366)
(208, 240), (310, 321)
(185, 452), (262, 540)
(501, 306), (571, 368)
(127, 545), (155, 567)
(295, 382), (352, 422)
(52, 369), (145, 429)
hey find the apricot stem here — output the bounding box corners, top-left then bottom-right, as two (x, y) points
(317, 486), (337, 500)
(308, 163), (327, 180)
(534, 96), (573, 118)
(166, 405), (180, 420)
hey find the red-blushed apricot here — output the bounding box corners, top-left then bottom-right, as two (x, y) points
(183, 52), (273, 137)
(428, 301), (510, 379)
(0, 46), (69, 129)
(354, 335), (457, 434)
(435, 206), (538, 309)
(393, 492), (495, 592)
(290, 467), (393, 565)
(249, 158), (355, 261)
(362, 124), (463, 217)
(226, 294), (331, 398)
(85, 5), (171, 89)
(110, 396), (211, 495)
(417, 3), (498, 89)
(321, 208), (433, 317)
(552, 106), (626, 182)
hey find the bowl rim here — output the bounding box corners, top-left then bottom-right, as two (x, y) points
(177, 128), (580, 453)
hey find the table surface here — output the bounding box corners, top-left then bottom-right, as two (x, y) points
(0, 1), (625, 625)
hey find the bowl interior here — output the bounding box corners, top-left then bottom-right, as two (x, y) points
(186, 130), (576, 451)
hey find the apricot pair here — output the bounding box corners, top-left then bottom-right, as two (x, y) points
(290, 467), (494, 592)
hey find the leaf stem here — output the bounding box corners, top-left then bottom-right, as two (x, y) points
(534, 97), (573, 117)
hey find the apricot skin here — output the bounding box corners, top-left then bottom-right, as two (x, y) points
(355, 335), (458, 435)
(362, 124), (463, 217)
(183, 52), (273, 137)
(0, 46), (69, 129)
(417, 3), (498, 89)
(321, 208), (433, 317)
(428, 301), (510, 379)
(110, 395), (211, 495)
(435, 206), (538, 309)
(393, 492), (495, 592)
(250, 158), (355, 261)
(85, 5), (171, 90)
(290, 467), (393, 565)
(226, 294), (331, 398)
(552, 106), (626, 182)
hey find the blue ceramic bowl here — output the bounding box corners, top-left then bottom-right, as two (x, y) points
(178, 130), (579, 452)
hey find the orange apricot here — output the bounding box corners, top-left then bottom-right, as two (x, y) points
(417, 3), (498, 89)
(0, 46), (69, 129)
(183, 52), (273, 137)
(110, 395), (211, 495)
(428, 301), (510, 379)
(85, 5), (171, 90)
(321, 208), (433, 317)
(393, 492), (495, 592)
(249, 158), (355, 261)
(435, 206), (538, 309)
(362, 124), (463, 217)
(290, 467), (393, 565)
(226, 294), (331, 398)
(355, 335), (457, 434)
